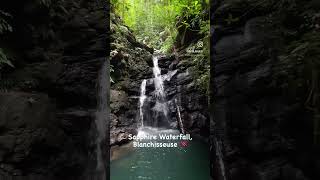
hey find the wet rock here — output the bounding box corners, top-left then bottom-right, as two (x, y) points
(0, 93), (55, 129)
(158, 55), (175, 69)
(110, 128), (137, 146)
(64, 14), (89, 29)
(55, 58), (103, 107)
(174, 69), (193, 85)
(183, 112), (207, 130)
(9, 61), (64, 92)
(281, 164), (309, 180)
(86, 10), (106, 31)
(0, 92), (76, 174)
(110, 90), (128, 113)
(0, 135), (16, 155)
(57, 109), (93, 140)
(215, 34), (245, 58)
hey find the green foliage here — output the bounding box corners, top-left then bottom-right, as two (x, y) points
(191, 15), (210, 94)
(112, 0), (208, 52)
(160, 29), (177, 53)
(191, 37), (210, 94)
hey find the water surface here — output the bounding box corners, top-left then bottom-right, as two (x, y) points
(111, 128), (209, 180)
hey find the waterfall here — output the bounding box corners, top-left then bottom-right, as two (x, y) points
(152, 56), (169, 119)
(152, 56), (165, 99)
(139, 79), (147, 127)
(94, 60), (108, 179)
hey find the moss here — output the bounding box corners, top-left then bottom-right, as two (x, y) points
(189, 36), (210, 94)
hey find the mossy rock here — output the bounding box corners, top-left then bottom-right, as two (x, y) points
(110, 90), (128, 113)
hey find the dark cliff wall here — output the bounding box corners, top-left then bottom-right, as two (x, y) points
(0, 0), (107, 179)
(212, 0), (320, 180)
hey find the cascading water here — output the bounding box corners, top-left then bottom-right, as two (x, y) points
(94, 60), (108, 179)
(152, 56), (165, 99)
(139, 79), (147, 127)
(152, 56), (169, 125)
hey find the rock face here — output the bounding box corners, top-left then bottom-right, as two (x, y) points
(162, 54), (209, 137)
(0, 0), (107, 179)
(212, 0), (320, 180)
(109, 13), (153, 146)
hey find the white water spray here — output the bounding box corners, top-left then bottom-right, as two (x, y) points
(152, 56), (169, 118)
(139, 79), (147, 127)
(152, 56), (165, 99)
